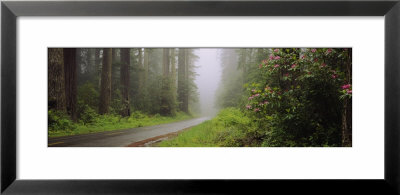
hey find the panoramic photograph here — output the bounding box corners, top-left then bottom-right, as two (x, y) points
(48, 48), (352, 147)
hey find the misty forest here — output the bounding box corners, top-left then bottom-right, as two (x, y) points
(48, 48), (352, 147)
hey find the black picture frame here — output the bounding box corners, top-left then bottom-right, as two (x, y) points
(1, 0), (399, 194)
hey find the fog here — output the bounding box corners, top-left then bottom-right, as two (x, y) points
(194, 49), (222, 117)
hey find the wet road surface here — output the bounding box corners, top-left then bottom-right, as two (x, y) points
(48, 117), (210, 147)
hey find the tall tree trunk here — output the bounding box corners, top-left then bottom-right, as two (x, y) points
(120, 48), (131, 117)
(95, 49), (102, 88)
(87, 48), (96, 79)
(163, 48), (170, 76)
(63, 48), (78, 121)
(184, 49), (189, 113)
(48, 48), (66, 111)
(143, 48), (149, 87)
(99, 48), (113, 114)
(178, 48), (189, 113)
(112, 48), (120, 63)
(160, 48), (171, 115)
(137, 48), (144, 101)
(342, 49), (352, 146)
(170, 48), (177, 101)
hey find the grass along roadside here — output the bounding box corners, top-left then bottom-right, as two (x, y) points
(157, 120), (219, 147)
(158, 108), (258, 147)
(48, 111), (194, 138)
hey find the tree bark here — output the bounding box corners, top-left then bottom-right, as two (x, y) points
(112, 48), (120, 63)
(342, 49), (352, 146)
(48, 48), (66, 111)
(120, 48), (131, 117)
(160, 48), (172, 115)
(95, 49), (102, 88)
(99, 48), (113, 114)
(63, 48), (78, 121)
(170, 48), (177, 101)
(163, 48), (170, 76)
(184, 49), (189, 113)
(87, 48), (96, 77)
(137, 48), (144, 99)
(342, 99), (352, 146)
(143, 48), (149, 87)
(177, 49), (187, 112)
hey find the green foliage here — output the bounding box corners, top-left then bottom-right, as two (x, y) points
(110, 88), (123, 115)
(244, 48), (351, 146)
(77, 102), (99, 125)
(51, 48), (350, 147)
(77, 82), (99, 110)
(159, 108), (260, 147)
(48, 109), (77, 133)
(160, 76), (177, 116)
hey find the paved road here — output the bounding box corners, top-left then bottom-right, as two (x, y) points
(48, 117), (210, 147)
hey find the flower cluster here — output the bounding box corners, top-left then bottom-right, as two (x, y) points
(341, 84), (352, 94)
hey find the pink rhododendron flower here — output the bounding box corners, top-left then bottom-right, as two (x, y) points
(291, 64), (297, 69)
(311, 49), (317, 53)
(274, 64), (280, 68)
(274, 56), (281, 60)
(264, 101), (269, 104)
(332, 74), (337, 79)
(284, 73), (289, 77)
(255, 93), (260, 97)
(248, 96), (254, 100)
(269, 55), (275, 60)
(246, 105), (252, 109)
(254, 108), (260, 112)
(320, 63), (326, 68)
(341, 84), (351, 89)
(274, 49), (279, 52)
(347, 90), (352, 94)
(327, 49), (332, 54)
(301, 55), (305, 59)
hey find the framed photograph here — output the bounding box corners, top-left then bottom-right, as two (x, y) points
(2, 0), (399, 194)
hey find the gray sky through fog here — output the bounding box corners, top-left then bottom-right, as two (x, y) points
(194, 49), (222, 116)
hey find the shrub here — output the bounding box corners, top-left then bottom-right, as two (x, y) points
(77, 102), (99, 125)
(48, 109), (76, 132)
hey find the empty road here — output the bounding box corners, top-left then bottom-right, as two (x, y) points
(48, 117), (210, 147)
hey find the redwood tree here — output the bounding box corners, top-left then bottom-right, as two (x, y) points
(48, 48), (66, 111)
(99, 48), (113, 114)
(160, 48), (176, 115)
(63, 48), (78, 121)
(178, 48), (188, 113)
(342, 49), (352, 146)
(120, 48), (131, 117)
